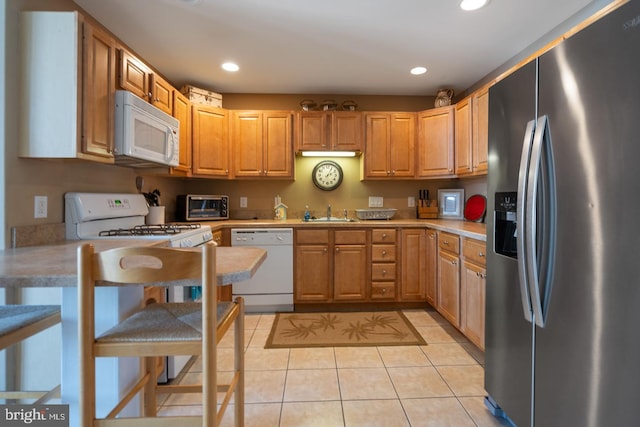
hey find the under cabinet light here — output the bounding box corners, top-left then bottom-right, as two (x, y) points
(460, 0), (490, 11)
(300, 151), (358, 157)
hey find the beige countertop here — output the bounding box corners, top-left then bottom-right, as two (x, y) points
(203, 218), (487, 241)
(0, 239), (267, 288)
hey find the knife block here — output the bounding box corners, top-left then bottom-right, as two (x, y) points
(418, 201), (438, 219)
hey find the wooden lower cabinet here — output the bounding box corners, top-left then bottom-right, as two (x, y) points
(371, 229), (397, 301)
(295, 228), (368, 303)
(425, 229), (438, 307)
(437, 232), (460, 327)
(460, 238), (487, 349)
(295, 230), (331, 302)
(334, 242), (367, 301)
(400, 229), (426, 301)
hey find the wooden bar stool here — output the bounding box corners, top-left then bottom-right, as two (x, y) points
(0, 304), (61, 403)
(78, 241), (244, 427)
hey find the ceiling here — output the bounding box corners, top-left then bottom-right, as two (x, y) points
(73, 0), (601, 96)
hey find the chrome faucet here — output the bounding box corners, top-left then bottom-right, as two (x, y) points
(327, 204), (331, 219)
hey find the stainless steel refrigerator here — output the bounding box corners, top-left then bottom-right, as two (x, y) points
(486, 1), (640, 426)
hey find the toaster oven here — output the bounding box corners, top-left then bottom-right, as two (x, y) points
(176, 195), (229, 221)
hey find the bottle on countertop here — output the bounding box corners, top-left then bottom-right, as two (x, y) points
(304, 205), (311, 222)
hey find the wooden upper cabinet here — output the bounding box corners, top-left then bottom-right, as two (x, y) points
(295, 111), (362, 152)
(82, 20), (116, 161)
(296, 112), (328, 151)
(171, 90), (192, 174)
(364, 113), (415, 178)
(232, 111), (293, 178)
(455, 96), (473, 176)
(417, 106), (455, 178)
(472, 87), (489, 175)
(150, 73), (173, 115)
(118, 48), (151, 101)
(192, 105), (230, 177)
(264, 112), (294, 177)
(332, 112), (363, 151)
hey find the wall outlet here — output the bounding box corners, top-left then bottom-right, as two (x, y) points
(408, 196), (416, 208)
(240, 196), (248, 208)
(368, 196), (384, 208)
(34, 195), (48, 218)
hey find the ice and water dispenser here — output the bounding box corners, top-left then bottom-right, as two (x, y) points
(494, 192), (518, 258)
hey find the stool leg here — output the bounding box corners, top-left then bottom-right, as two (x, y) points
(234, 297), (245, 427)
(143, 357), (157, 416)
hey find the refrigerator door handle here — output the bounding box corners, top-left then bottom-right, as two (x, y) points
(526, 115), (557, 328)
(516, 119), (536, 323)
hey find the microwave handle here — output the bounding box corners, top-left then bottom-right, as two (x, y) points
(167, 128), (177, 163)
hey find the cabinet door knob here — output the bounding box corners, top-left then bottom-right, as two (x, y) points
(382, 250), (387, 256)
(478, 252), (485, 257)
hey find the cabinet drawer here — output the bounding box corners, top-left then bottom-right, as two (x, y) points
(372, 263), (396, 281)
(371, 283), (396, 300)
(372, 244), (396, 261)
(296, 229), (329, 244)
(372, 229), (396, 243)
(438, 232), (460, 254)
(334, 230), (367, 244)
(463, 238), (486, 266)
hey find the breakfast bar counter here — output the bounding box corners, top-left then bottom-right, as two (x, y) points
(0, 239), (267, 287)
(0, 239), (266, 427)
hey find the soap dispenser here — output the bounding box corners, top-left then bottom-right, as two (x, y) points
(304, 205), (311, 222)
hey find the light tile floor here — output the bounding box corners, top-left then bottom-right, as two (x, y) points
(158, 308), (510, 427)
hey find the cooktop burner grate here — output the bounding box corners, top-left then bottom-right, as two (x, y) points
(98, 223), (201, 237)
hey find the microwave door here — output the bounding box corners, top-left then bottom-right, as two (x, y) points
(129, 106), (179, 167)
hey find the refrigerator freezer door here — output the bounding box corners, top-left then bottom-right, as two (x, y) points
(486, 59), (537, 427)
(534, 2), (640, 426)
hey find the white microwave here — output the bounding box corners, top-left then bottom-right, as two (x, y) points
(114, 90), (179, 167)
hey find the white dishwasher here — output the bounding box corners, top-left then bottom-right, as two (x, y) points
(231, 228), (294, 312)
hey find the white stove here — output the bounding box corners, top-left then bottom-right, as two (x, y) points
(65, 192), (213, 247)
(65, 192), (214, 382)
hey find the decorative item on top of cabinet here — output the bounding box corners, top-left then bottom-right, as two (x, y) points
(437, 231), (461, 327)
(417, 106), (456, 178)
(400, 229), (426, 301)
(19, 11), (115, 164)
(434, 88), (454, 107)
(460, 238), (486, 349)
(371, 229), (398, 300)
(191, 104), (230, 177)
(232, 111), (293, 178)
(364, 113), (416, 179)
(296, 111), (363, 152)
(425, 229), (438, 308)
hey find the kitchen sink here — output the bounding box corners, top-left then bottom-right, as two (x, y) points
(304, 217), (359, 223)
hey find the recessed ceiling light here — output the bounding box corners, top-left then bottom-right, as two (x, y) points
(180, 0), (202, 5)
(410, 66), (427, 75)
(221, 62), (240, 72)
(460, 0), (490, 11)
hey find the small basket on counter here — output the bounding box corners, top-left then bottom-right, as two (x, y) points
(355, 208), (397, 220)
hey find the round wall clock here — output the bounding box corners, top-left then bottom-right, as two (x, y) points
(312, 160), (343, 191)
